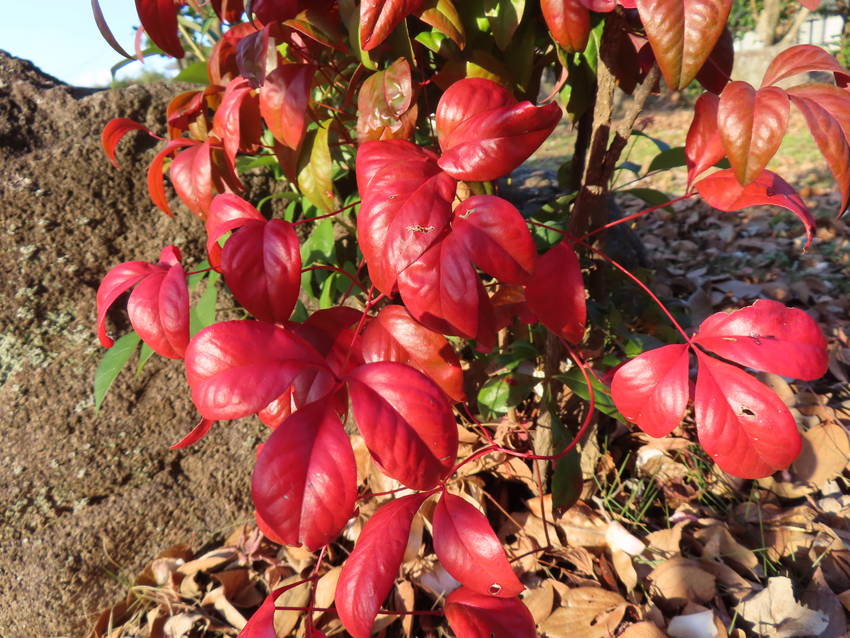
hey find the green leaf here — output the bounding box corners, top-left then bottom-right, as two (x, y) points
(483, 0), (525, 50)
(319, 272), (339, 309)
(297, 121), (336, 213)
(552, 448), (583, 511)
(187, 259), (211, 291)
(555, 368), (624, 421)
(648, 146), (687, 172)
(236, 154), (281, 172)
(478, 375), (511, 418)
(632, 130), (670, 152)
(190, 271), (220, 336)
(94, 332), (140, 411)
(582, 15), (605, 74)
(617, 160), (642, 175)
(136, 342), (155, 376)
(173, 60), (209, 84)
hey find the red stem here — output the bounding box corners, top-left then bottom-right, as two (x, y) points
(294, 200), (359, 226)
(579, 194), (694, 242)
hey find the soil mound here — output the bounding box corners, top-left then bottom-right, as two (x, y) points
(0, 51), (261, 637)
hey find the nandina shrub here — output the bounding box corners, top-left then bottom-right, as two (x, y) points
(92, 0), (848, 635)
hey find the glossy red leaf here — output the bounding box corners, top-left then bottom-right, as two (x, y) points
(524, 241), (586, 343)
(97, 245), (189, 359)
(359, 0), (425, 51)
(211, 0), (245, 23)
(298, 306), (365, 378)
(253, 0), (303, 24)
(253, 401), (357, 550)
(693, 299), (828, 381)
(685, 92), (725, 186)
(611, 344), (690, 438)
(236, 593), (277, 638)
(101, 118), (151, 169)
(696, 27), (733, 94)
(205, 193), (266, 268)
(212, 77), (262, 167)
(169, 140), (215, 218)
(444, 587), (536, 638)
(346, 362), (458, 490)
(452, 196), (536, 285)
(361, 305), (465, 402)
(396, 233), (485, 341)
(260, 64), (315, 150)
(357, 58), (418, 143)
(717, 82), (789, 186)
(694, 168), (814, 248)
(127, 259), (190, 359)
(170, 417), (215, 449)
(634, 0), (731, 90)
(147, 138), (196, 217)
(786, 84), (850, 143)
(761, 44), (850, 88)
(433, 493), (523, 597)
(356, 140), (456, 294)
(541, 0), (591, 53)
(790, 94), (850, 214)
(135, 0), (184, 58)
(436, 78), (561, 181)
(185, 320), (331, 420)
(694, 351), (801, 478)
(335, 493), (429, 638)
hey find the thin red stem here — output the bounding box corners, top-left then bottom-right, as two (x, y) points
(300, 264), (364, 292)
(460, 404), (497, 446)
(294, 200), (359, 226)
(186, 266), (214, 276)
(579, 194), (693, 242)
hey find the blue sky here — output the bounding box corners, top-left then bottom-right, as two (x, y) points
(1, 1), (172, 86)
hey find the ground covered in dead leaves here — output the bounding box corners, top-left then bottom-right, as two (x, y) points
(89, 108), (850, 638)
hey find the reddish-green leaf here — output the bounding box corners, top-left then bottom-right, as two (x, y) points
(346, 361), (458, 489)
(297, 121), (336, 213)
(336, 493), (429, 638)
(253, 401), (357, 550)
(360, 0), (425, 50)
(717, 82), (789, 185)
(433, 493), (524, 597)
(357, 58), (418, 143)
(635, 0), (731, 90)
(260, 64), (315, 150)
(611, 344), (690, 438)
(694, 351), (801, 479)
(418, 0), (466, 49)
(693, 299), (828, 381)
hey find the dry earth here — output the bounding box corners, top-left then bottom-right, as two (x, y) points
(0, 52), (272, 638)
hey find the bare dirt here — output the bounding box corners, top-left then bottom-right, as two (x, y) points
(0, 51), (267, 638)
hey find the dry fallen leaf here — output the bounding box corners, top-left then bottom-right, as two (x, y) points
(694, 524), (758, 576)
(611, 549), (638, 591)
(734, 576), (829, 638)
(645, 522), (687, 558)
(540, 588), (628, 638)
(522, 580), (555, 625)
(648, 558), (716, 605)
(619, 621), (668, 638)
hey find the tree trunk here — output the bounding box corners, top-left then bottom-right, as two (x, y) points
(755, 0), (809, 46)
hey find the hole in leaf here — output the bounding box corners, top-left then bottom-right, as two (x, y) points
(488, 583), (502, 595)
(740, 406), (755, 416)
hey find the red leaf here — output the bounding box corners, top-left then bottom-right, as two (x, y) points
(433, 493), (523, 597)
(452, 196), (536, 285)
(260, 64), (315, 150)
(170, 417), (215, 449)
(359, 0), (425, 51)
(610, 344), (690, 438)
(541, 0), (591, 53)
(92, 0), (134, 60)
(524, 241), (586, 343)
(335, 493), (429, 638)
(212, 77), (262, 167)
(436, 78), (561, 181)
(253, 0), (302, 24)
(97, 245), (189, 358)
(169, 140), (215, 218)
(127, 260), (190, 359)
(147, 138), (195, 217)
(786, 84), (850, 143)
(694, 351), (801, 478)
(355, 140), (456, 294)
(685, 93), (725, 186)
(185, 320), (331, 420)
(396, 233), (486, 340)
(206, 193), (267, 268)
(634, 0), (732, 91)
(717, 82), (789, 186)
(236, 593), (277, 638)
(761, 44), (850, 88)
(444, 587), (536, 638)
(693, 299), (827, 381)
(694, 168), (814, 248)
(253, 401), (357, 550)
(135, 0), (184, 58)
(211, 0), (245, 23)
(346, 362), (458, 490)
(696, 28), (733, 94)
(361, 305), (465, 402)
(790, 94), (850, 214)
(101, 118), (151, 168)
